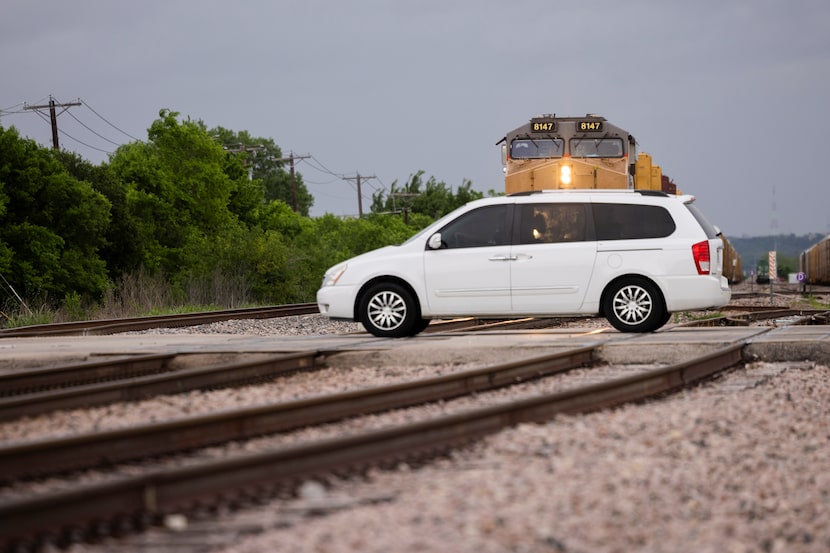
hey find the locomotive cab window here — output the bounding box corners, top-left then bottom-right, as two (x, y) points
(510, 138), (564, 159)
(570, 137), (624, 158)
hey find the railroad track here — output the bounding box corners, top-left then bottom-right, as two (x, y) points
(0, 346), (594, 481)
(0, 341), (746, 552)
(679, 308), (830, 327)
(0, 304), (576, 340)
(0, 351), (317, 422)
(0, 303), (320, 338)
(0, 298), (814, 341)
(0, 316), (576, 420)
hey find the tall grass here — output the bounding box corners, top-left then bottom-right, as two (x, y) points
(1, 269), (255, 328)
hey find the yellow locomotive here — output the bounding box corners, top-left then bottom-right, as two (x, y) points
(498, 114), (671, 193)
(497, 114), (677, 194)
(498, 114), (743, 283)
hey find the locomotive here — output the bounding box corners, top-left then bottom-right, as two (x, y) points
(498, 114), (742, 283)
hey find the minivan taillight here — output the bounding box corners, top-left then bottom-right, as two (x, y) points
(692, 240), (711, 275)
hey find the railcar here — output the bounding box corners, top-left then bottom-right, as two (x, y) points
(721, 235), (743, 284)
(800, 235), (830, 285)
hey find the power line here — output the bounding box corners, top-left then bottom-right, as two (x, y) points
(305, 155), (343, 178)
(81, 100), (141, 141)
(26, 103), (115, 155)
(0, 102), (27, 125)
(22, 95), (81, 150)
(55, 127), (114, 154)
(66, 109), (122, 147)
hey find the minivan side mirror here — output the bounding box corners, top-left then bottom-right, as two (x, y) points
(428, 233), (443, 250)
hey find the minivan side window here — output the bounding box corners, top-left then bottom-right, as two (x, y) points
(592, 203), (676, 240)
(515, 203), (591, 245)
(437, 205), (510, 249)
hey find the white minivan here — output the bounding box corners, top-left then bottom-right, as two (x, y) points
(317, 190), (731, 337)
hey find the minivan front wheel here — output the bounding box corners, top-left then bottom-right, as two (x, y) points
(603, 278), (666, 333)
(358, 282), (422, 338)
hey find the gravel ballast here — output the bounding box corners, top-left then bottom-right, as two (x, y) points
(201, 362), (830, 553)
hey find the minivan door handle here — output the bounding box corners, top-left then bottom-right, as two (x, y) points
(488, 255), (517, 261)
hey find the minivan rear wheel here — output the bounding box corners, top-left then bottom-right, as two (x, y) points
(603, 278), (666, 333)
(358, 282), (422, 338)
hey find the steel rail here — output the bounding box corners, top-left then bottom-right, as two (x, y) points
(0, 346), (595, 481)
(0, 343), (744, 551)
(0, 353), (177, 397)
(676, 308), (827, 327)
(0, 303), (319, 338)
(796, 310), (830, 324)
(0, 351), (317, 422)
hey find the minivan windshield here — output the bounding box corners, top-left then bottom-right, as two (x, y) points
(400, 201), (484, 246)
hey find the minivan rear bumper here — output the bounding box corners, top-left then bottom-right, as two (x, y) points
(662, 275), (731, 312)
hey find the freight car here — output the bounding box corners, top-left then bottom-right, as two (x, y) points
(498, 114), (742, 283)
(721, 235), (743, 284)
(800, 235), (830, 285)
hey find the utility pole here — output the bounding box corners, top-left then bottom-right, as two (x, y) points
(224, 144), (265, 181)
(391, 192), (420, 224)
(273, 152), (310, 212)
(23, 95), (81, 150)
(344, 173), (376, 218)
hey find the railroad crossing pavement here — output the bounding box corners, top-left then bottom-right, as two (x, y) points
(1, 325), (828, 370)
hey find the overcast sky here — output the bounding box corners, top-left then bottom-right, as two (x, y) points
(2, 0), (828, 238)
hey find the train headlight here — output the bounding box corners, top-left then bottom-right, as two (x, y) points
(560, 165), (572, 186)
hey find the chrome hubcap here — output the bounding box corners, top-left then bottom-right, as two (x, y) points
(613, 285), (652, 324)
(367, 290), (406, 330)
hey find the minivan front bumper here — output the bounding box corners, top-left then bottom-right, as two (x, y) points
(317, 284), (359, 320)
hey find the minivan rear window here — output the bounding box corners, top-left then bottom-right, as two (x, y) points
(592, 203), (676, 240)
(684, 203), (719, 239)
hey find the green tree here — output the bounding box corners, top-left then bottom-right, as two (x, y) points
(107, 110), (255, 285)
(0, 126), (111, 302)
(54, 150), (142, 278)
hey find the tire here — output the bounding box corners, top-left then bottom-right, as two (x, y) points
(411, 317), (431, 335)
(358, 282), (421, 338)
(603, 278), (666, 333)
